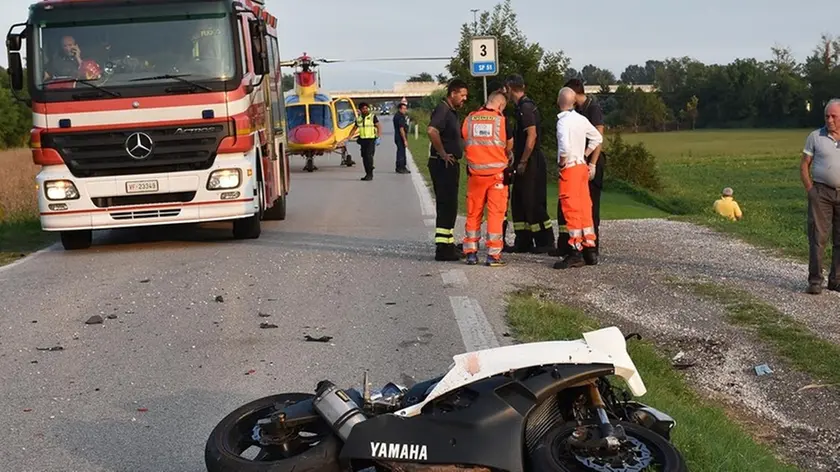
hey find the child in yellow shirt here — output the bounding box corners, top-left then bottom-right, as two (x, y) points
(714, 187), (742, 221)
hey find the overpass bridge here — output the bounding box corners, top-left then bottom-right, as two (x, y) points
(323, 82), (656, 101)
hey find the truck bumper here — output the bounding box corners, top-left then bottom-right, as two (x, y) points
(36, 154), (259, 232)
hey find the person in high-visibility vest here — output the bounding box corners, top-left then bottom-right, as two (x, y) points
(461, 92), (513, 266)
(355, 102), (381, 181)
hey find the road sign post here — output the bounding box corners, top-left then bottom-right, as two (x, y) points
(469, 35), (498, 103)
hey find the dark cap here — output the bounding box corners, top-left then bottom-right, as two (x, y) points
(504, 74), (525, 88)
(487, 78), (506, 92)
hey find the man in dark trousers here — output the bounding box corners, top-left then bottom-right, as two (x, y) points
(393, 102), (410, 173)
(553, 79), (606, 264)
(504, 74), (554, 253)
(427, 78), (469, 261)
(355, 102), (381, 181)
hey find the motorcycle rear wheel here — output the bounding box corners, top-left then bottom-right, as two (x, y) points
(204, 393), (342, 472)
(529, 420), (687, 472)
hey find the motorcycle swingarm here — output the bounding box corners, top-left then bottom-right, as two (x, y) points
(339, 363), (615, 472)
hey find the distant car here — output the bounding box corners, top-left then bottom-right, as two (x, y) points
(380, 107), (390, 115)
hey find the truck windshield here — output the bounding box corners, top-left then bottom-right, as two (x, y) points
(33, 13), (237, 91)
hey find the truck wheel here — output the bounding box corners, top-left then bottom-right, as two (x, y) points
(60, 230), (92, 250)
(233, 214), (261, 239)
(262, 193), (286, 221)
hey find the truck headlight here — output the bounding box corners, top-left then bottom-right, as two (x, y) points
(44, 180), (80, 200)
(207, 169), (241, 190)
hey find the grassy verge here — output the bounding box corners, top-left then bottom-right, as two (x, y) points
(0, 148), (55, 266)
(505, 289), (799, 472)
(672, 279), (840, 387)
(406, 128), (668, 221)
(621, 129), (812, 261)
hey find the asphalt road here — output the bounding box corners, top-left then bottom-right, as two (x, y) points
(0, 115), (510, 472)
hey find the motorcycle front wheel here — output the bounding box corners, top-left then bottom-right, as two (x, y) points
(529, 420), (687, 472)
(204, 393), (343, 472)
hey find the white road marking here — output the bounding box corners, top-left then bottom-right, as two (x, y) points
(405, 146), (435, 217)
(449, 296), (501, 352)
(406, 145), (499, 353)
(0, 242), (59, 276)
(440, 269), (468, 289)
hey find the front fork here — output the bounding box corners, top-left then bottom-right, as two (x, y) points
(588, 383), (620, 449)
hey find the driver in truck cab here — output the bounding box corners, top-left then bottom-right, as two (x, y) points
(44, 35), (84, 80)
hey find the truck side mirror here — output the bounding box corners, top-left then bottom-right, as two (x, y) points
(248, 19), (269, 77)
(6, 32), (22, 52)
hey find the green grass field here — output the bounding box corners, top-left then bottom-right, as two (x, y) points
(409, 125), (814, 261)
(506, 289), (800, 472)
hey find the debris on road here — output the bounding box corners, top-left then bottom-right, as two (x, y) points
(106, 314), (118, 320)
(754, 363), (773, 376)
(85, 315), (103, 325)
(304, 335), (332, 343)
(797, 383), (837, 392)
(36, 346), (63, 352)
(215, 295), (224, 303)
(258, 312), (270, 318)
(259, 322), (278, 329)
(140, 279), (150, 283)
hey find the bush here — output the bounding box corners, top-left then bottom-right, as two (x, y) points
(604, 132), (663, 192)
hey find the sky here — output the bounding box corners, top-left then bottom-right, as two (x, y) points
(2, 0), (837, 91)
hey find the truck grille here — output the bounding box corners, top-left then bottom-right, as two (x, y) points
(42, 123), (231, 178)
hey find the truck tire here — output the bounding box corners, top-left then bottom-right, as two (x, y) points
(262, 193), (286, 221)
(232, 213), (261, 239)
(60, 230), (92, 250)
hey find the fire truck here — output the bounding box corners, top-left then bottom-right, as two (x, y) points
(5, 0), (290, 250)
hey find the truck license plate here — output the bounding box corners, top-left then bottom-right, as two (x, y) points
(126, 180), (159, 194)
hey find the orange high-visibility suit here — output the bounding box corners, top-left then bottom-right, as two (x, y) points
(461, 107), (510, 260)
(556, 109), (603, 252)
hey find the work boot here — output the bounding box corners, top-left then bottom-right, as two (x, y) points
(582, 246), (598, 266)
(485, 255), (506, 267)
(549, 232), (573, 257)
(553, 251), (585, 269)
(360, 173), (372, 181)
(828, 281), (840, 292)
(512, 230), (534, 253)
(465, 253), (478, 265)
(806, 283), (822, 295)
(435, 243), (460, 262)
(531, 229), (556, 254)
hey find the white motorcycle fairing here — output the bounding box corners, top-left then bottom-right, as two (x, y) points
(394, 326), (646, 418)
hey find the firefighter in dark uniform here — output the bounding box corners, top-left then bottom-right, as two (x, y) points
(504, 74), (554, 253)
(427, 79), (469, 261)
(553, 79), (605, 264)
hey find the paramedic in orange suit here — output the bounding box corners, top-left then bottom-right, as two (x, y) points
(462, 91), (511, 267)
(553, 87), (603, 270)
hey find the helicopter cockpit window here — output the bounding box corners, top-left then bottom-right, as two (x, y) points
(285, 105), (307, 131)
(34, 13), (236, 90)
(334, 100), (355, 129)
(307, 104), (334, 131)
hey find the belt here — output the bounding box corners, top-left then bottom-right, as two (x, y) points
(815, 181), (840, 190)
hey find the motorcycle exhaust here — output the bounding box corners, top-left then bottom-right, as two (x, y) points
(312, 379), (368, 441)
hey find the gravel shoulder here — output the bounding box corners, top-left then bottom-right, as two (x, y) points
(455, 217), (840, 471)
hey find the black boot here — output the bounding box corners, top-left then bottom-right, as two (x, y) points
(435, 243), (460, 261)
(553, 251), (585, 269)
(512, 230), (534, 253)
(548, 232), (573, 257)
(582, 246), (598, 265)
(531, 228), (556, 254)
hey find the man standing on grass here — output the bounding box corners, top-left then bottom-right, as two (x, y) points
(801, 98), (840, 295)
(553, 87), (603, 269)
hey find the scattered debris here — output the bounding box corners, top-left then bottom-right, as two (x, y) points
(23, 408), (32, 412)
(304, 335), (333, 343)
(245, 369), (256, 375)
(85, 315), (103, 325)
(31, 320), (37, 324)
(139, 279), (150, 283)
(797, 383), (838, 392)
(259, 322), (278, 329)
(502, 332), (511, 337)
(36, 346), (63, 352)
(215, 295), (224, 303)
(385, 302), (396, 306)
(106, 314), (118, 320)
(258, 312), (271, 318)
(754, 363), (774, 376)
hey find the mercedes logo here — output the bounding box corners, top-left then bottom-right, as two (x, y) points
(125, 132), (154, 160)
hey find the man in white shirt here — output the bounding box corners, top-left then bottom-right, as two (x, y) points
(553, 87), (603, 269)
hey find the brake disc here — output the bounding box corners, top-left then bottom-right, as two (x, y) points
(573, 436), (653, 472)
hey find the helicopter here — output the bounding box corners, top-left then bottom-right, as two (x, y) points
(279, 53), (449, 172)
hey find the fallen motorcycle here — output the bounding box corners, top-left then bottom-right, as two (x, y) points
(204, 326), (687, 471)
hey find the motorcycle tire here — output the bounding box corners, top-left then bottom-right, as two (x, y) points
(528, 420), (687, 472)
(204, 393), (343, 472)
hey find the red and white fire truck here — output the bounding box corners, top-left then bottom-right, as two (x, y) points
(5, 0), (290, 250)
